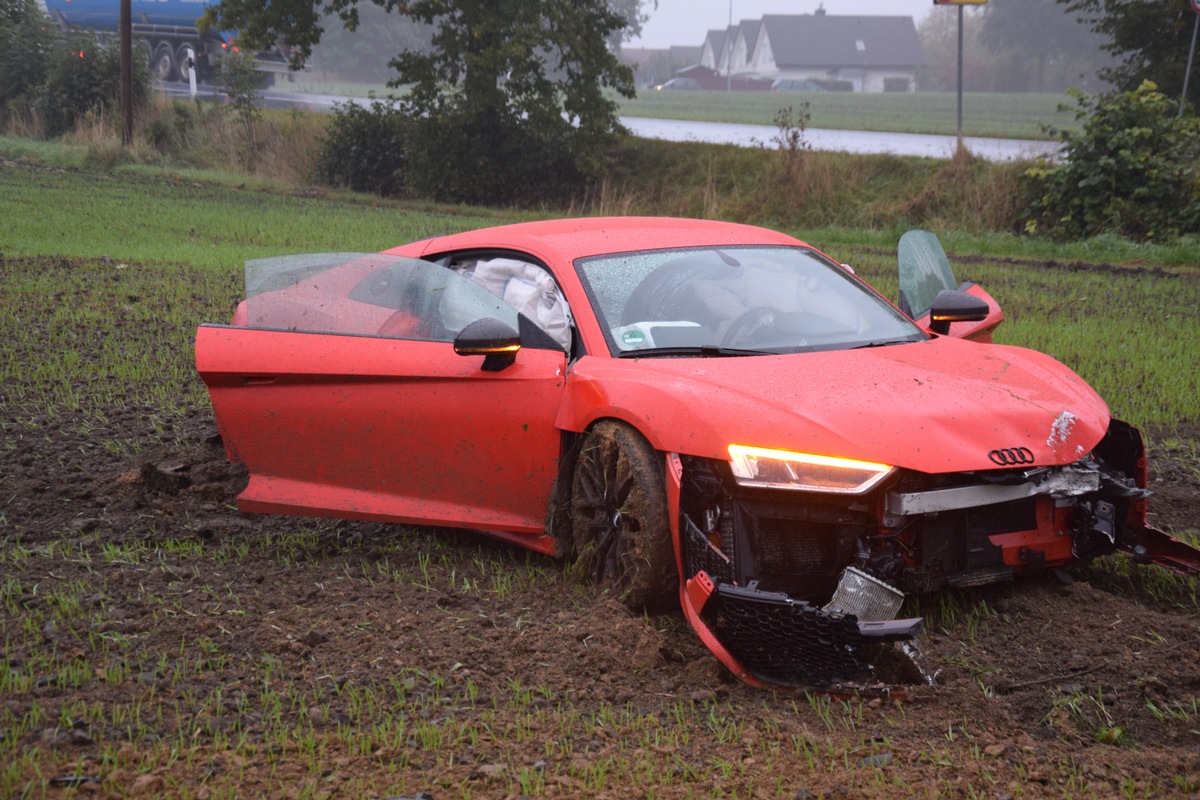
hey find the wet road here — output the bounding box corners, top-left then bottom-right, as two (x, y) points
(622, 117), (1059, 162)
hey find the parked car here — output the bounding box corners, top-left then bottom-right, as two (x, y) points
(655, 77), (700, 90)
(196, 218), (1200, 693)
(772, 78), (826, 92)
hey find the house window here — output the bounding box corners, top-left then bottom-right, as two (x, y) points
(855, 40), (866, 51)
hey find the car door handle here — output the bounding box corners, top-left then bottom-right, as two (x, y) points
(242, 376), (278, 386)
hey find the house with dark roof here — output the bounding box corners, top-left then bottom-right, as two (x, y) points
(699, 7), (925, 93)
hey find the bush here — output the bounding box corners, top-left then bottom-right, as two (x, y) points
(1021, 82), (1200, 241)
(883, 77), (912, 92)
(0, 0), (51, 109)
(405, 109), (583, 206)
(37, 34), (149, 137)
(3, 0), (149, 138)
(315, 100), (586, 205)
(314, 99), (411, 196)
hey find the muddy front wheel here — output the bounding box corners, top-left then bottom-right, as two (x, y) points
(570, 421), (676, 609)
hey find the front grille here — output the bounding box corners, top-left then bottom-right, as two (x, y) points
(702, 583), (921, 688)
(917, 497), (1035, 572)
(758, 519), (835, 571)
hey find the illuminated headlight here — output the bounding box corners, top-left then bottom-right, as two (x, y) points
(727, 445), (894, 494)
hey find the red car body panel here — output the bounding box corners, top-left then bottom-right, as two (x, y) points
(557, 339), (1109, 473)
(197, 325), (566, 540)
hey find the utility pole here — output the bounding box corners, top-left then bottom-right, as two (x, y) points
(1182, 0), (1199, 116)
(933, 0), (988, 153)
(120, 0), (132, 146)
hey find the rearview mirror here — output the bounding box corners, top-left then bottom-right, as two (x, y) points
(454, 318), (521, 371)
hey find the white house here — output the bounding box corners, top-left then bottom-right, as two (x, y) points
(700, 8), (925, 93)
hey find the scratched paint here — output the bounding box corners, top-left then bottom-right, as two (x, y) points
(1047, 410), (1078, 449)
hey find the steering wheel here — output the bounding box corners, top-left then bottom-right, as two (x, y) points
(721, 307), (777, 347)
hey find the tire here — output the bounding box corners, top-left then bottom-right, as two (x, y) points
(151, 43), (175, 83)
(570, 420), (676, 609)
(175, 44), (197, 83)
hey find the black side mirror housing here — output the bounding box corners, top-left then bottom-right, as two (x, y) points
(928, 290), (989, 335)
(454, 318), (521, 371)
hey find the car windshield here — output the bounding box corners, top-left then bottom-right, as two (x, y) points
(575, 246), (926, 356)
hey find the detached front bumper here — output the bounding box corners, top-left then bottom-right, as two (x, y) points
(682, 569), (921, 691)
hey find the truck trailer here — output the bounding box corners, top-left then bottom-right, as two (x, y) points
(38, 0), (273, 83)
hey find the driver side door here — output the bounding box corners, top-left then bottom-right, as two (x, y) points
(196, 255), (568, 543)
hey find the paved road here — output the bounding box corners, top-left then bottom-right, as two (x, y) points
(171, 84), (1058, 162)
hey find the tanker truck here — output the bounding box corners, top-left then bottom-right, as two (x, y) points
(37, 0), (285, 83)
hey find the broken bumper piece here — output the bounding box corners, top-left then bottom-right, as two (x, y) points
(683, 572), (922, 693)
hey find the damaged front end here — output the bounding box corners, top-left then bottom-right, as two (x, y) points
(672, 419), (1200, 693)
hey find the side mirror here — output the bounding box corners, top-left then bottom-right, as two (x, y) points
(454, 318), (521, 371)
(929, 290), (989, 335)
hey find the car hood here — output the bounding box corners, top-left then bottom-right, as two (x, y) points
(562, 336), (1109, 474)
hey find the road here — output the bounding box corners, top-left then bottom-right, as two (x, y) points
(622, 117), (1059, 162)
(170, 84), (1059, 162)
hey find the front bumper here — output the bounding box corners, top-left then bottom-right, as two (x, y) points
(684, 570), (921, 690)
(668, 419), (1200, 693)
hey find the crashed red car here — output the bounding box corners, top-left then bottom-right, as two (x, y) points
(196, 217), (1200, 692)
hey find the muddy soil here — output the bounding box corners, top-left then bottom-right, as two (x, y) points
(3, 257), (1200, 798)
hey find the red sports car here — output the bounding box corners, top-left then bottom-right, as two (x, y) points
(196, 217), (1200, 692)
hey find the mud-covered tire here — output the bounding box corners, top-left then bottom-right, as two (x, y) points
(570, 420), (676, 609)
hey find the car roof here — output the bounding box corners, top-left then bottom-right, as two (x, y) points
(403, 217), (806, 262)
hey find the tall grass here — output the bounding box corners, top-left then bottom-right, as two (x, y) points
(4, 92), (1050, 236)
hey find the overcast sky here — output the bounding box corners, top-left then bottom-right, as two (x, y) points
(627, 0), (938, 50)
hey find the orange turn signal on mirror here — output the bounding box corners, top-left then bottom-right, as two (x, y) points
(727, 445), (894, 494)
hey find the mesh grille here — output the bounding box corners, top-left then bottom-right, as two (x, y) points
(684, 516), (733, 583)
(757, 520), (837, 571)
(704, 584), (913, 687)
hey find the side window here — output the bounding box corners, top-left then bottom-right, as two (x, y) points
(447, 256), (573, 351)
(242, 253), (517, 341)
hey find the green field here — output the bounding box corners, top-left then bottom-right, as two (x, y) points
(616, 90), (1077, 140)
(3, 157), (1200, 799)
(2, 160), (1198, 429)
(288, 79), (1077, 140)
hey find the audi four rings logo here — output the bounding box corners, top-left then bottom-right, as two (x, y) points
(988, 447), (1034, 466)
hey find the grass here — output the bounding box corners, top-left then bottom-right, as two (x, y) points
(2, 142), (1199, 797)
(3, 524), (1196, 796)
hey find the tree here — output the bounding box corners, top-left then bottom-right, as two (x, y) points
(1062, 0), (1200, 107)
(0, 0), (53, 108)
(979, 0), (1112, 92)
(202, 0), (637, 203)
(307, 6), (433, 84)
(605, 0), (656, 52)
(916, 7), (998, 91)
